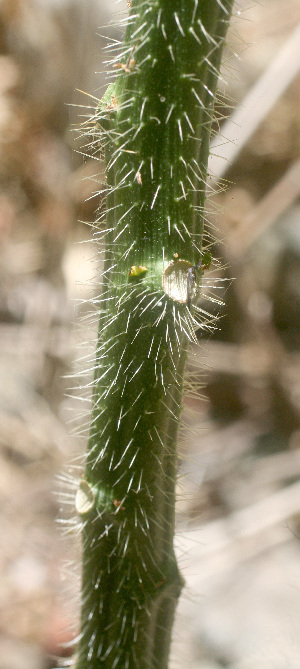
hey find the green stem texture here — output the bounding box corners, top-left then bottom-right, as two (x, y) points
(75, 1), (234, 668)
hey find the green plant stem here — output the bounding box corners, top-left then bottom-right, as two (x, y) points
(75, 1), (234, 668)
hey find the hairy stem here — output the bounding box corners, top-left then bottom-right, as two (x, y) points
(75, 1), (234, 668)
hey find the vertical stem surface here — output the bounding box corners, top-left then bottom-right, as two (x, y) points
(75, 2), (234, 668)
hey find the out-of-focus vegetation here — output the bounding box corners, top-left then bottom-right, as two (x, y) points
(0, 1), (300, 668)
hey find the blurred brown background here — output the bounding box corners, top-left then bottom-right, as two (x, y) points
(0, 1), (300, 668)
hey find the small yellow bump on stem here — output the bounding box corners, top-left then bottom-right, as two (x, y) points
(128, 265), (148, 279)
